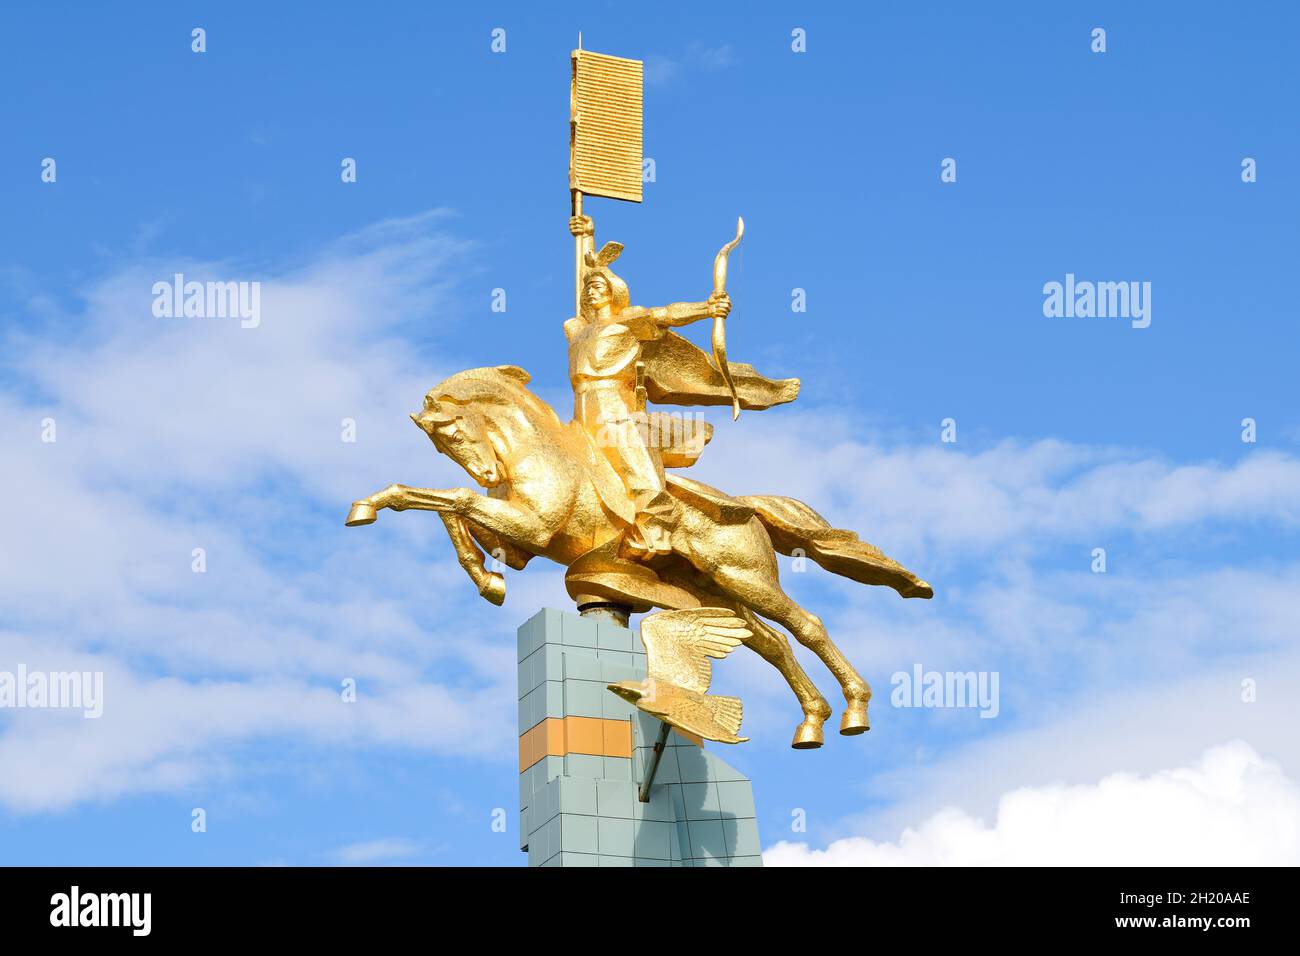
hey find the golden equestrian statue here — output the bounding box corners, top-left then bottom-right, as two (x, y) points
(344, 46), (932, 750)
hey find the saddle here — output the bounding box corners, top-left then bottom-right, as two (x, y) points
(566, 402), (761, 609)
(565, 471), (757, 611)
(570, 411), (720, 525)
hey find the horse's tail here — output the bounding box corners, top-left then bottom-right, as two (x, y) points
(737, 495), (933, 599)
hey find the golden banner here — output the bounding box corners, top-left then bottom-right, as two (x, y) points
(570, 49), (643, 203)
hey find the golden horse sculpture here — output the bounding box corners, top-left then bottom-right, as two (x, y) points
(345, 361), (933, 749)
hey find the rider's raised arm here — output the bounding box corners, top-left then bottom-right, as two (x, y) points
(654, 301), (713, 327)
(619, 301), (709, 341)
(625, 292), (730, 339)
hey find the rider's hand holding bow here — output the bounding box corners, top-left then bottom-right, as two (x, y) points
(708, 291), (731, 320)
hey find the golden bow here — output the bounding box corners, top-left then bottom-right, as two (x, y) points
(711, 217), (744, 421)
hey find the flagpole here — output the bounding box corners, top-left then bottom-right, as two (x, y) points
(569, 42), (641, 315)
(572, 188), (583, 317)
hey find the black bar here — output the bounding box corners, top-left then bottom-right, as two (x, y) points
(0, 865), (1283, 942)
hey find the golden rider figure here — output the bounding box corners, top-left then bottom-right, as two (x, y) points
(565, 213), (730, 558)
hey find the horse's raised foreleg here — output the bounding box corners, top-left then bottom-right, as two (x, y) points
(439, 514), (506, 606)
(348, 485), (555, 551)
(442, 515), (536, 604)
(465, 521), (534, 572)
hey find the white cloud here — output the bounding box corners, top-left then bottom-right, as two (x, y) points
(0, 211), (549, 813)
(329, 837), (421, 865)
(9, 209), (470, 501)
(683, 413), (1300, 743)
(766, 741), (1300, 866)
(829, 649), (1300, 841)
(645, 43), (737, 86)
(0, 633), (516, 813)
(689, 416), (1300, 566)
(644, 56), (680, 86)
(3, 206), (1297, 826)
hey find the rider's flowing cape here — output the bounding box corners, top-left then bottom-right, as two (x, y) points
(640, 331), (800, 410)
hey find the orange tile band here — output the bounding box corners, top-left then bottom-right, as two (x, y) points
(517, 716), (633, 772)
(518, 716), (701, 772)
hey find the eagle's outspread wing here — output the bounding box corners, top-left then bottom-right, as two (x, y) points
(639, 608), (751, 694)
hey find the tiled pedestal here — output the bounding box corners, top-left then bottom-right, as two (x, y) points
(518, 608), (763, 867)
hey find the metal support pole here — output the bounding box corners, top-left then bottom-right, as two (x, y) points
(638, 720), (672, 802)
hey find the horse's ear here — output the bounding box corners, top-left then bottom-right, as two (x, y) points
(495, 365), (531, 385)
(420, 397), (455, 425)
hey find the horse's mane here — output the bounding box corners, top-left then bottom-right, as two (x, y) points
(424, 366), (565, 431)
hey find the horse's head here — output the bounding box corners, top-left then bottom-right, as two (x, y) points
(412, 395), (502, 488)
(410, 365), (551, 489)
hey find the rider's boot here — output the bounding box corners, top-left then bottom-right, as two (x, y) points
(620, 491), (678, 559)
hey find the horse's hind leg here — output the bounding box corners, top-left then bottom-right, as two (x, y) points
(664, 572), (831, 748)
(712, 567), (872, 735)
(734, 607), (832, 749)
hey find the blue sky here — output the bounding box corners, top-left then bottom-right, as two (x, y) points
(1, 2), (1298, 865)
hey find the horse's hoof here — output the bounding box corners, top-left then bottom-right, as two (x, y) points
(478, 573), (506, 606)
(840, 700), (871, 735)
(346, 502), (377, 526)
(902, 580), (933, 599)
(791, 719), (824, 749)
